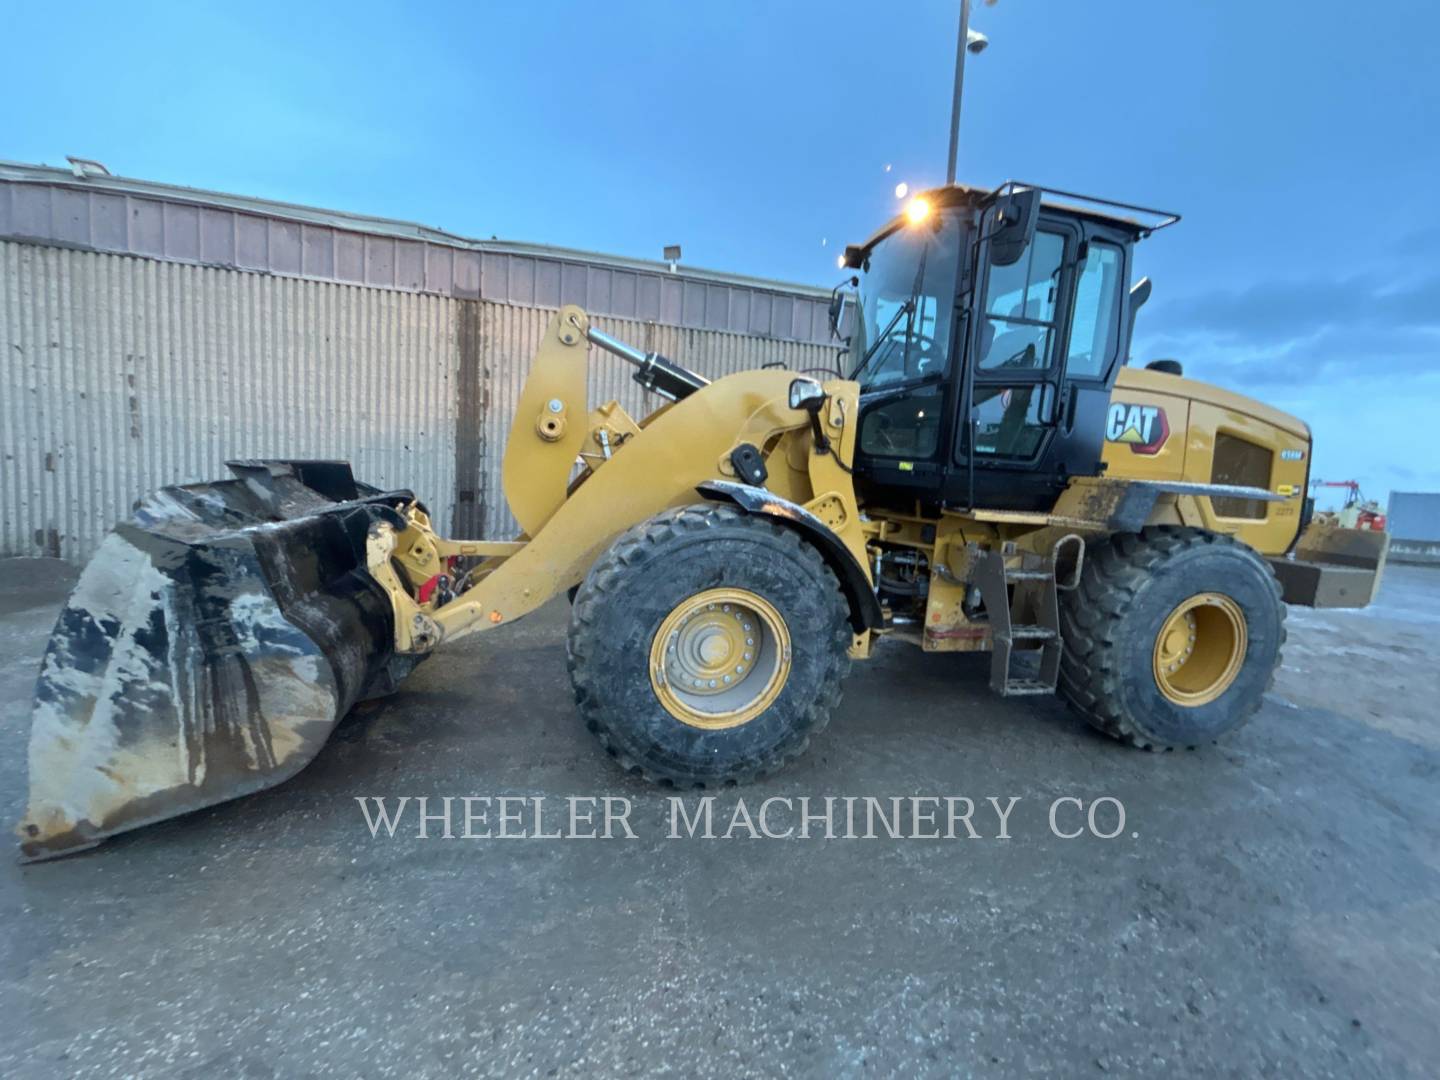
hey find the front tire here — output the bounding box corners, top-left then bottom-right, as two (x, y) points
(1058, 527), (1286, 749)
(567, 503), (852, 785)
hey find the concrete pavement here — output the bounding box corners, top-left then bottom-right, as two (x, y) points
(2, 558), (1437, 1078)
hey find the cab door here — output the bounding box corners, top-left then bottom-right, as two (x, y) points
(953, 216), (1131, 510)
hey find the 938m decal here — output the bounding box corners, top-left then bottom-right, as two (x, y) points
(1105, 402), (1170, 455)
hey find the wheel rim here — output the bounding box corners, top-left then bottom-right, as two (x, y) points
(649, 587), (792, 730)
(1152, 592), (1247, 707)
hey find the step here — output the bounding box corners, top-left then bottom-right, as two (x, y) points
(1005, 569), (1053, 581)
(1002, 678), (1055, 696)
(1004, 624), (1057, 641)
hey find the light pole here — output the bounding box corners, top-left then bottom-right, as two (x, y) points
(945, 1), (991, 185)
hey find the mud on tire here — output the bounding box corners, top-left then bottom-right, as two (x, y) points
(1058, 527), (1286, 750)
(566, 503), (852, 786)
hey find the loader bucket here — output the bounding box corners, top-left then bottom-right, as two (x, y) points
(18, 461), (420, 861)
(1266, 520), (1389, 609)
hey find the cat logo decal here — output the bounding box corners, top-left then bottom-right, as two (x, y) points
(1105, 402), (1170, 455)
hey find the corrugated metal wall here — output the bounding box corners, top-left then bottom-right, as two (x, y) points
(472, 308), (844, 539)
(2, 241), (459, 561)
(0, 167), (838, 346)
(2, 240), (843, 561)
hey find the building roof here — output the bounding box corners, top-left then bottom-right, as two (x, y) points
(0, 160), (839, 346)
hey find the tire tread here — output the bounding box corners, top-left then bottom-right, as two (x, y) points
(1057, 526), (1286, 750)
(566, 503), (852, 785)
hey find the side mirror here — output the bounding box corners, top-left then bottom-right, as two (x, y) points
(1123, 276), (1153, 365)
(827, 276), (858, 342)
(827, 293), (846, 339)
(987, 187), (1041, 267)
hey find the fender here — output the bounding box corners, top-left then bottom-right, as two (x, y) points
(696, 479), (883, 632)
(1106, 479), (1284, 533)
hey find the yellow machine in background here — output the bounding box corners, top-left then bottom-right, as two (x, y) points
(19, 181), (1380, 859)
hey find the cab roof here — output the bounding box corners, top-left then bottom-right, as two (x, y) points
(847, 181), (1181, 265)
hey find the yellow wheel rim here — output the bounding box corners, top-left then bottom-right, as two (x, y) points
(648, 587), (792, 730)
(1152, 592), (1247, 707)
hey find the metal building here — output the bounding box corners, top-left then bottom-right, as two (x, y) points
(0, 160), (843, 561)
(1386, 491), (1440, 565)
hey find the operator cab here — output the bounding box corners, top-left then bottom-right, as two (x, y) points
(837, 182), (1178, 512)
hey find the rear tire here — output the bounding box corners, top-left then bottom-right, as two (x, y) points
(567, 503), (852, 786)
(1058, 527), (1286, 749)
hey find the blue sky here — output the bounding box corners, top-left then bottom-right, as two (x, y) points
(3, 0), (1437, 507)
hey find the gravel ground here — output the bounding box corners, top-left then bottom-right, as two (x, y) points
(1, 556), (1437, 1078)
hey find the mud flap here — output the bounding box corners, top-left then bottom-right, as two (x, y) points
(18, 461), (420, 861)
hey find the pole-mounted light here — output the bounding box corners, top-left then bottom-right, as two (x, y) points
(946, 1), (996, 185)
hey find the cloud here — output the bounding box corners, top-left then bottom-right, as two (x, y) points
(1147, 272), (1440, 345)
(1134, 272), (1440, 389)
(1128, 270), (1440, 502)
(1285, 375), (1440, 507)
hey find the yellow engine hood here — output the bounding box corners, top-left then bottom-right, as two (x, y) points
(1114, 367), (1310, 441)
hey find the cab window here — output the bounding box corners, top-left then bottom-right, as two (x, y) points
(977, 231), (1064, 372)
(858, 383), (945, 458)
(850, 213), (963, 390)
(1065, 242), (1123, 378)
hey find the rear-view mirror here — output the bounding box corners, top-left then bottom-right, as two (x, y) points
(988, 188), (1041, 267)
(827, 276), (857, 343)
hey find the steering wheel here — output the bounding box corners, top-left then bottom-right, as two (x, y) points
(992, 342), (1037, 371)
(867, 331), (939, 380)
(868, 410), (902, 452)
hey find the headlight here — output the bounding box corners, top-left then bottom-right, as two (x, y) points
(788, 377), (826, 411)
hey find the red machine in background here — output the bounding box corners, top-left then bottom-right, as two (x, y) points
(1310, 480), (1387, 531)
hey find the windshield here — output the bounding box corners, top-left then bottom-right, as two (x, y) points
(847, 209), (963, 390)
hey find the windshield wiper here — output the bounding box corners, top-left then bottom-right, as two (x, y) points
(858, 370), (945, 403)
(847, 299), (914, 380)
(848, 236), (932, 381)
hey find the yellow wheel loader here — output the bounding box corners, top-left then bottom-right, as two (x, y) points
(17, 182), (1385, 860)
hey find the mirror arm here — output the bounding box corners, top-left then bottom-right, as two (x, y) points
(807, 408), (831, 454)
